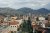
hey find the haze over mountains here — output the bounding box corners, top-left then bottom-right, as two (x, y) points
(0, 7), (50, 16)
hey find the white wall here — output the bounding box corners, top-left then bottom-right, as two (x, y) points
(9, 25), (17, 31)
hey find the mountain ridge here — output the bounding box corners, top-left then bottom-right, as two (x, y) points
(0, 7), (50, 16)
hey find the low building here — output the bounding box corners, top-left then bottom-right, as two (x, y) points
(38, 16), (45, 21)
(8, 19), (23, 33)
(8, 21), (19, 33)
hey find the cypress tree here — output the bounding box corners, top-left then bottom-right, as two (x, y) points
(19, 17), (33, 33)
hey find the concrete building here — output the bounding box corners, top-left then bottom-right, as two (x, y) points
(38, 16), (45, 21)
(7, 18), (23, 33)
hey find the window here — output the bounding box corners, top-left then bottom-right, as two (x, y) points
(13, 26), (14, 27)
(15, 26), (16, 27)
(11, 26), (17, 27)
(11, 31), (13, 33)
(11, 26), (12, 27)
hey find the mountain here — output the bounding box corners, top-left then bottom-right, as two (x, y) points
(0, 7), (36, 15)
(16, 7), (36, 15)
(0, 7), (50, 16)
(37, 8), (50, 15)
(0, 7), (18, 16)
(16, 7), (50, 15)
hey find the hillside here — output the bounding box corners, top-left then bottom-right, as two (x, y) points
(0, 7), (50, 16)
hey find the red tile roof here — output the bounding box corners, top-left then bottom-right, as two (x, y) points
(10, 21), (19, 25)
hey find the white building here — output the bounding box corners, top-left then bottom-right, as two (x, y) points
(8, 21), (18, 33)
(8, 19), (23, 33)
(39, 16), (45, 21)
(38, 16), (46, 28)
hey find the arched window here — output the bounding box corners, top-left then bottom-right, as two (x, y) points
(11, 26), (12, 27)
(15, 26), (16, 27)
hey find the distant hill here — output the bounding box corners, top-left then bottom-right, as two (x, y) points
(37, 8), (50, 15)
(16, 7), (36, 15)
(15, 7), (50, 15)
(0, 7), (50, 16)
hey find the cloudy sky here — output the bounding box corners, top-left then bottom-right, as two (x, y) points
(0, 0), (50, 9)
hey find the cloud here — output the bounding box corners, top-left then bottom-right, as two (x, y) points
(0, 0), (50, 9)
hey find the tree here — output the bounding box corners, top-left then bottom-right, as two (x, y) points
(36, 17), (39, 21)
(18, 17), (33, 33)
(27, 17), (33, 33)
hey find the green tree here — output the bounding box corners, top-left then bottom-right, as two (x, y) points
(18, 17), (33, 33)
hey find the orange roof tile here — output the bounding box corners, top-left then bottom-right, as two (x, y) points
(10, 21), (19, 25)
